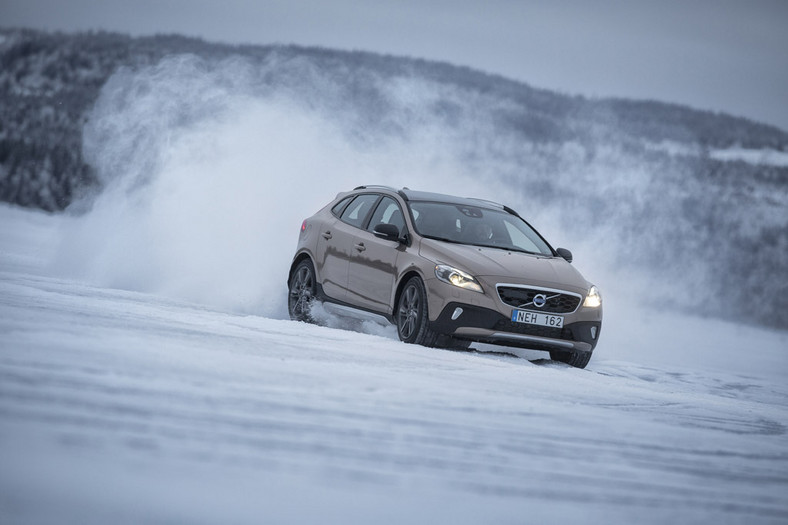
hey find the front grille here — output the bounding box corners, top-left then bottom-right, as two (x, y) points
(493, 320), (573, 340)
(497, 286), (581, 314)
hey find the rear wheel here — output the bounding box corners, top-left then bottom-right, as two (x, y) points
(288, 259), (317, 322)
(550, 349), (592, 369)
(396, 276), (439, 346)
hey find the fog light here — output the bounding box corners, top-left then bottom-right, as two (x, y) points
(590, 326), (598, 340)
(451, 307), (464, 321)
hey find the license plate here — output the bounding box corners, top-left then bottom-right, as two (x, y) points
(511, 309), (564, 328)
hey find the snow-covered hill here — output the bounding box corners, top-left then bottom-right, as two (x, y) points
(1, 204), (787, 524)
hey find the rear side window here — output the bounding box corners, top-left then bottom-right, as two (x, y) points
(331, 196), (353, 217)
(339, 194), (380, 228)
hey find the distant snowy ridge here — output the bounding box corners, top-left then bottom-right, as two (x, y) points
(2, 28), (787, 213)
(709, 147), (788, 167)
(644, 140), (788, 167)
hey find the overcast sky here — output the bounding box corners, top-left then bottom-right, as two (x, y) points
(4, 0), (788, 132)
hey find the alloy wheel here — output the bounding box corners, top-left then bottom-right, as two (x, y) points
(289, 262), (314, 321)
(398, 284), (420, 339)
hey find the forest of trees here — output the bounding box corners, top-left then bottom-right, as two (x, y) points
(2, 28), (786, 211)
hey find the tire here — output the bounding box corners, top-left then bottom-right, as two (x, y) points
(396, 276), (439, 346)
(550, 349), (592, 369)
(288, 259), (317, 322)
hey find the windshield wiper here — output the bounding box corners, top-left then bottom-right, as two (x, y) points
(426, 237), (546, 256)
(485, 245), (547, 256)
(424, 235), (464, 245)
(507, 247), (544, 256)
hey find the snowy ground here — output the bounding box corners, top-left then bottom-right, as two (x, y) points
(1, 203), (787, 524)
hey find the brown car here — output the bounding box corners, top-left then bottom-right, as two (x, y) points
(288, 186), (602, 368)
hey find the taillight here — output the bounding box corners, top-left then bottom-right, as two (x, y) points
(300, 220), (307, 233)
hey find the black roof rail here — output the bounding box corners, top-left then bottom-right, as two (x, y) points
(354, 185), (413, 202)
(467, 197), (505, 209)
(466, 197), (521, 216)
(503, 205), (521, 217)
(353, 185), (399, 191)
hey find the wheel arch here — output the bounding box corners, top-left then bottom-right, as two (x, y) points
(288, 251), (315, 285)
(393, 268), (427, 317)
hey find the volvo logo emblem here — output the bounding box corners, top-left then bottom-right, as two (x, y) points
(533, 294), (547, 308)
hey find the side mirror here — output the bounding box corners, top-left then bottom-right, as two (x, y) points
(373, 223), (401, 242)
(556, 247), (573, 263)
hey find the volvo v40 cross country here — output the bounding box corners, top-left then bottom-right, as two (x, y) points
(287, 186), (602, 368)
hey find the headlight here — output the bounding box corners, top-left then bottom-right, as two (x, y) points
(583, 285), (602, 308)
(435, 265), (483, 293)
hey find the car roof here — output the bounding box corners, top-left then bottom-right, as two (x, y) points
(352, 185), (511, 213)
(401, 189), (502, 209)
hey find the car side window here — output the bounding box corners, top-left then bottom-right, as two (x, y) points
(339, 194), (380, 228)
(367, 197), (406, 234)
(331, 196), (353, 217)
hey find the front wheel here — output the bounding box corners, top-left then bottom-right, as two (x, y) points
(288, 259), (317, 322)
(396, 276), (439, 346)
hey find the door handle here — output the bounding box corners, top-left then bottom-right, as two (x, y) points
(322, 231), (332, 240)
(354, 243), (366, 252)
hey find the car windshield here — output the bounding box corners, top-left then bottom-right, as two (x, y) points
(408, 201), (554, 256)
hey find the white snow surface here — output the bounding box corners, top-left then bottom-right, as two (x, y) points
(1, 203), (787, 524)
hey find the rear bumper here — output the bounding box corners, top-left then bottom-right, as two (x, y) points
(430, 302), (601, 353)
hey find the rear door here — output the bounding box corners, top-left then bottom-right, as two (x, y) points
(316, 194), (380, 302)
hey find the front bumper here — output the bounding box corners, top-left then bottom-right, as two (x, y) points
(430, 302), (602, 353)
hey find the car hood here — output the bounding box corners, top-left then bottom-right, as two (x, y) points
(418, 238), (590, 294)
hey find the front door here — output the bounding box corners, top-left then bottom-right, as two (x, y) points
(347, 196), (406, 314)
